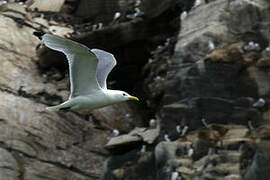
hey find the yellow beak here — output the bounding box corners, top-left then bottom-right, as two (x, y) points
(129, 96), (139, 101)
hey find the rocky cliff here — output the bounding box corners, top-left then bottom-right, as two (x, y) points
(0, 0), (270, 180)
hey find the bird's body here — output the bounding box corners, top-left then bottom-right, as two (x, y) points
(37, 33), (139, 111)
(47, 89), (131, 111)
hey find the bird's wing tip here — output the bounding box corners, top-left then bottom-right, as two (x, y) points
(33, 31), (45, 40)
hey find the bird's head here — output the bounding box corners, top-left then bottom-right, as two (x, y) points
(108, 90), (139, 102)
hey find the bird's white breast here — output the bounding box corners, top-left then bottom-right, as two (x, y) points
(69, 89), (120, 110)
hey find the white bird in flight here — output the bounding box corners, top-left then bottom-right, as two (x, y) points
(36, 33), (139, 111)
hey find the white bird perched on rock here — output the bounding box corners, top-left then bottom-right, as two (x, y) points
(34, 32), (139, 111)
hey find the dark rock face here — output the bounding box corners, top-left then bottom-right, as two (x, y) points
(242, 150), (270, 180)
(155, 141), (191, 180)
(104, 0), (270, 179)
(160, 0), (269, 135)
(75, 0), (136, 23)
(102, 151), (156, 180)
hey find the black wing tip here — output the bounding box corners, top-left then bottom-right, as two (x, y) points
(33, 31), (45, 40)
(59, 107), (71, 111)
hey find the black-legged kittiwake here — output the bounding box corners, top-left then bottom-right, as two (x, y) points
(35, 33), (139, 111)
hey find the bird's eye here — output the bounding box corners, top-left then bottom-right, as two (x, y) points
(123, 93), (127, 96)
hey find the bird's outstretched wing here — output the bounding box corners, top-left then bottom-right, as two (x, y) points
(42, 34), (101, 98)
(92, 49), (117, 89)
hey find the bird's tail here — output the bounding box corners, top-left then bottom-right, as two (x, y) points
(46, 105), (61, 111)
(46, 101), (72, 111)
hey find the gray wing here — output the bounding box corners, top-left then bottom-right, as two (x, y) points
(91, 49), (117, 89)
(42, 34), (101, 98)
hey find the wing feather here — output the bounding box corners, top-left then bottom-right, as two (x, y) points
(42, 34), (101, 98)
(92, 49), (117, 89)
